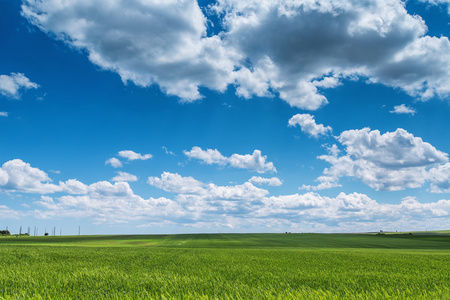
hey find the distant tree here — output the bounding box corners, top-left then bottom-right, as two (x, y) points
(44, 232), (49, 236)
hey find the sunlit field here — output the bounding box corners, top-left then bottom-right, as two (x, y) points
(0, 233), (449, 299)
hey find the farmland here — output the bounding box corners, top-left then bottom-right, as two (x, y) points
(0, 233), (449, 299)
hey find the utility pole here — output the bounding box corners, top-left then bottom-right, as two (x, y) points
(19, 226), (22, 236)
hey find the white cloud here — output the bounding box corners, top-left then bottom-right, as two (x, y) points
(35, 181), (185, 223)
(111, 171), (138, 182)
(0, 112), (8, 117)
(118, 150), (152, 161)
(205, 182), (269, 201)
(249, 176), (283, 186)
(21, 0), (237, 102)
(213, 0), (450, 108)
(288, 114), (332, 138)
(419, 0), (450, 15)
(0, 73), (39, 99)
(183, 147), (227, 165)
(313, 128), (449, 191)
(229, 150), (277, 173)
(300, 181), (342, 191)
(390, 104), (416, 115)
(184, 147), (276, 173)
(256, 192), (450, 227)
(428, 163), (450, 193)
(60, 179), (89, 194)
(0, 159), (61, 194)
(162, 146), (175, 156)
(146, 171), (269, 200)
(0, 162), (441, 230)
(105, 157), (122, 168)
(0, 205), (22, 219)
(338, 128), (448, 168)
(22, 1), (450, 109)
(148, 172), (204, 194)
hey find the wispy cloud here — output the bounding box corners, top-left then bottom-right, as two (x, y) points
(0, 73), (38, 99)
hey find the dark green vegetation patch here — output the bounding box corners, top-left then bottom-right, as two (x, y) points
(0, 233), (449, 299)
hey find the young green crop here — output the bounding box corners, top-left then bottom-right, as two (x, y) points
(0, 233), (449, 299)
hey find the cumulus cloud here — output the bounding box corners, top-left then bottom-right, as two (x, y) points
(249, 176), (283, 186)
(428, 163), (450, 193)
(148, 172), (268, 211)
(111, 171), (138, 182)
(0, 112), (8, 117)
(35, 181), (185, 223)
(148, 172), (205, 194)
(300, 181), (342, 191)
(118, 150), (152, 161)
(0, 73), (39, 99)
(59, 179), (89, 194)
(212, 0), (450, 108)
(184, 147), (276, 173)
(255, 192), (450, 230)
(105, 157), (122, 168)
(0, 159), (61, 194)
(0, 161), (444, 230)
(311, 128), (449, 191)
(29, 177), (450, 230)
(229, 151), (277, 173)
(288, 114), (332, 138)
(390, 104), (416, 115)
(22, 0), (450, 109)
(21, 0), (237, 102)
(183, 147), (227, 165)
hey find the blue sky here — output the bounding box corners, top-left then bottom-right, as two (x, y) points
(1, 0), (450, 235)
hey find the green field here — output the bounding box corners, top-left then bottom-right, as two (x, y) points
(0, 233), (449, 299)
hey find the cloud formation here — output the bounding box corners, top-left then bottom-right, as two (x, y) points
(420, 0), (450, 15)
(105, 157), (123, 168)
(21, 0), (450, 109)
(288, 114), (332, 138)
(118, 150), (152, 161)
(106, 150), (152, 168)
(0, 159), (61, 194)
(0, 157), (449, 231)
(36, 181), (184, 224)
(111, 171), (138, 182)
(36, 171), (450, 231)
(21, 0), (237, 102)
(0, 73), (38, 99)
(311, 128), (450, 191)
(390, 104), (416, 115)
(184, 147), (276, 173)
(249, 176), (283, 186)
(148, 172), (204, 194)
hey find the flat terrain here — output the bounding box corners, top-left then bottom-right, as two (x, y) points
(0, 233), (449, 299)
